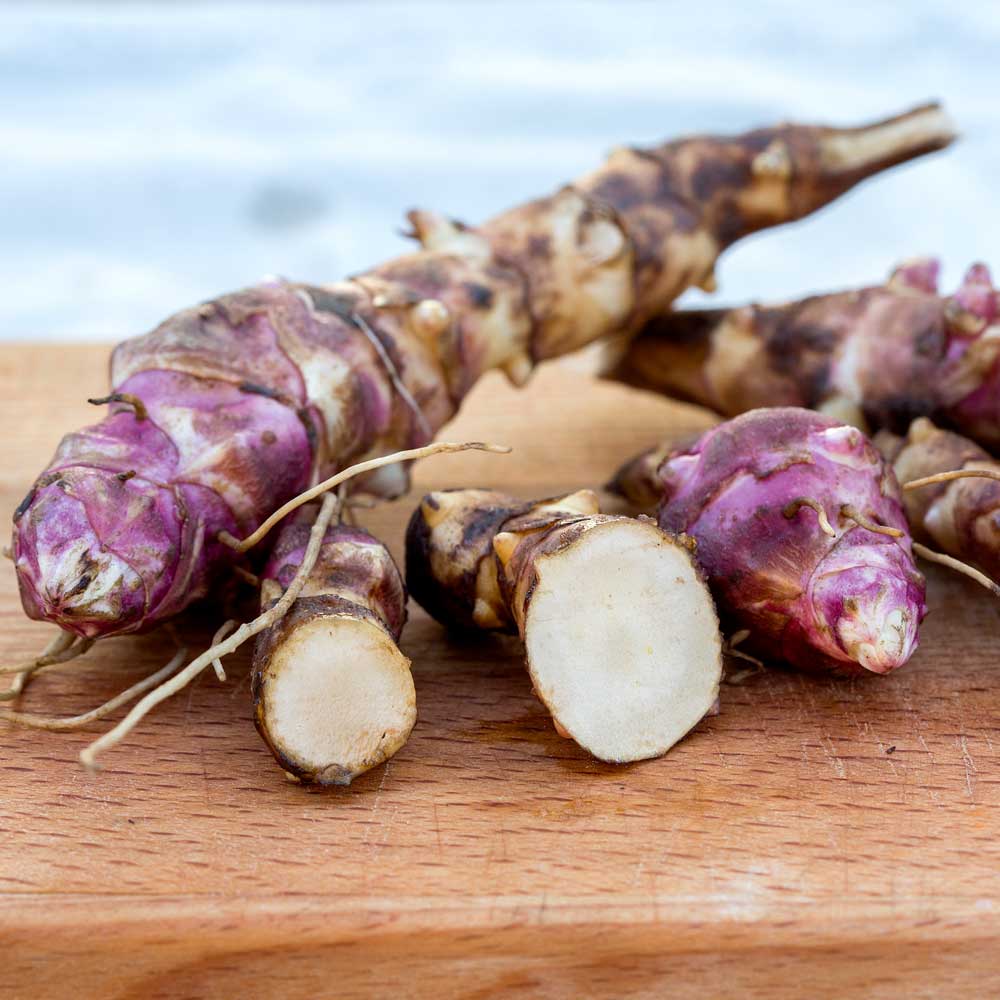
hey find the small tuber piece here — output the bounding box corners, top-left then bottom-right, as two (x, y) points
(252, 517), (414, 786)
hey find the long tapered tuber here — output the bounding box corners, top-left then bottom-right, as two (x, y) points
(406, 489), (722, 763)
(645, 408), (927, 676)
(12, 103), (953, 640)
(252, 517), (414, 786)
(605, 256), (1000, 447)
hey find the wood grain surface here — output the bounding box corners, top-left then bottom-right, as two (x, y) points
(0, 345), (997, 999)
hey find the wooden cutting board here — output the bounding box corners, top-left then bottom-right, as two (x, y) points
(0, 345), (997, 999)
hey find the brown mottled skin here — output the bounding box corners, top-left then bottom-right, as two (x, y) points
(607, 257), (1000, 452)
(405, 489), (615, 634)
(879, 419), (1000, 582)
(606, 287), (947, 433)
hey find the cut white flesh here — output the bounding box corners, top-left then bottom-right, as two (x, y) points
(259, 615), (415, 785)
(523, 519), (721, 763)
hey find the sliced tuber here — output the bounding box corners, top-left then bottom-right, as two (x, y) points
(252, 518), (414, 786)
(406, 489), (722, 763)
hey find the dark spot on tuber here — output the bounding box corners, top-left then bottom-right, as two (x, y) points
(589, 171), (645, 212)
(886, 745), (896, 754)
(691, 158), (748, 203)
(526, 234), (552, 260)
(66, 574), (93, 597)
(116, 470), (136, 483)
(239, 381), (283, 401)
(13, 487), (36, 521)
(304, 288), (357, 323)
(464, 282), (494, 309)
(262, 430), (277, 445)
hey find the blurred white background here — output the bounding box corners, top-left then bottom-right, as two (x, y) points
(2, 1), (997, 340)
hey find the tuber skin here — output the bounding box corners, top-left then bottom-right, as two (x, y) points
(606, 257), (1000, 447)
(406, 488), (723, 763)
(877, 418), (1000, 583)
(642, 408), (927, 676)
(12, 103), (953, 639)
(252, 517), (414, 786)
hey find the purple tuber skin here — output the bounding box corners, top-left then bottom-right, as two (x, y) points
(656, 408), (927, 676)
(11, 103), (953, 640)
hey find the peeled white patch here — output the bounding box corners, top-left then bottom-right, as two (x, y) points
(524, 520), (722, 763)
(262, 615), (415, 783)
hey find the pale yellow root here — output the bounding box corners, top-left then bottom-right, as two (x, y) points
(904, 469), (1000, 491)
(219, 441), (510, 554)
(79, 494), (340, 771)
(783, 498), (835, 537)
(232, 566), (260, 588)
(912, 542), (1000, 598)
(210, 620), (238, 681)
(840, 505), (904, 538)
(723, 629), (766, 684)
(0, 632), (93, 702)
(0, 647), (188, 731)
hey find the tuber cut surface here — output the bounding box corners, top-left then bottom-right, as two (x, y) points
(253, 518), (413, 786)
(407, 489), (722, 763)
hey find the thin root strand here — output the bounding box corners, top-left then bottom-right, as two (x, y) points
(218, 441), (510, 554)
(87, 392), (148, 422)
(912, 542), (1000, 598)
(783, 498), (835, 537)
(0, 633), (93, 703)
(0, 648), (188, 732)
(80, 494), (340, 770)
(840, 505), (904, 538)
(904, 468), (1000, 491)
(233, 566), (260, 588)
(210, 620), (238, 681)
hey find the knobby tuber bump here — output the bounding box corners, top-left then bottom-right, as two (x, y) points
(645, 408), (926, 676)
(406, 489), (722, 763)
(252, 517), (414, 786)
(878, 418), (1000, 586)
(605, 257), (1000, 446)
(11, 103), (954, 640)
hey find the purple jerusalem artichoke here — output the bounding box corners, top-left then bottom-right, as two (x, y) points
(648, 408), (927, 676)
(12, 103), (954, 641)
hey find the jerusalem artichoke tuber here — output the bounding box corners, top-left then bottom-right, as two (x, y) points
(406, 489), (722, 763)
(12, 103), (954, 640)
(878, 418), (1000, 587)
(252, 516), (414, 786)
(607, 257), (1000, 446)
(647, 408), (927, 676)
